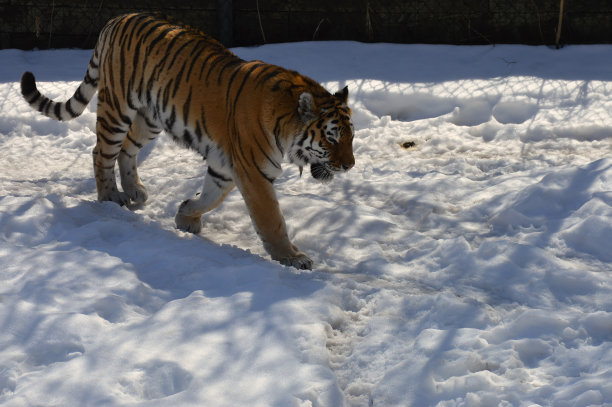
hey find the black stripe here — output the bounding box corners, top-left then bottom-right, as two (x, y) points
(111, 92), (121, 111)
(200, 109), (210, 138)
(137, 74), (145, 102)
(119, 45), (128, 96)
(204, 54), (229, 84)
(183, 129), (194, 146)
(54, 103), (62, 120)
(120, 148), (134, 158)
(255, 139), (281, 170)
(183, 87), (192, 124)
(172, 59), (189, 97)
(84, 71), (97, 86)
(252, 64), (275, 81)
(147, 58), (166, 90)
(148, 27), (176, 52)
(26, 91), (41, 105)
(143, 23), (171, 52)
(65, 99), (78, 118)
(127, 84), (138, 111)
(186, 42), (208, 80)
(94, 163), (115, 170)
(132, 39), (142, 83)
(126, 14), (150, 48)
(273, 112), (291, 137)
(118, 16), (135, 47)
(105, 112), (122, 126)
(37, 97), (49, 113)
(106, 14), (125, 44)
(165, 29), (188, 55)
(224, 65), (243, 105)
(194, 121), (203, 142)
(254, 66), (284, 88)
(207, 166), (232, 183)
(162, 79), (173, 109)
(271, 79), (299, 92)
(297, 130), (309, 147)
(217, 59), (243, 85)
(126, 133), (143, 148)
(146, 62), (166, 90)
(254, 125), (281, 170)
(252, 151), (275, 183)
(134, 17), (159, 39)
(228, 63), (264, 105)
(102, 113), (130, 131)
(165, 34), (192, 69)
(198, 50), (222, 80)
(275, 134), (284, 155)
(234, 133), (250, 172)
(74, 87), (88, 105)
(100, 151), (120, 160)
(44, 98), (53, 116)
(119, 111), (132, 127)
(97, 130), (123, 146)
(153, 87), (162, 118)
(229, 63), (264, 116)
(165, 106), (176, 131)
(212, 179), (224, 189)
(143, 114), (158, 129)
(98, 118), (125, 135)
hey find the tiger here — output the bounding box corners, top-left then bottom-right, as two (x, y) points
(20, 13), (355, 270)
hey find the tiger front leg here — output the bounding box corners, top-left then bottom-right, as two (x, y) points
(175, 167), (235, 233)
(236, 173), (313, 270)
(118, 152), (148, 205)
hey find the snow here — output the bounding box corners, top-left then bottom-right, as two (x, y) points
(1, 41), (611, 406)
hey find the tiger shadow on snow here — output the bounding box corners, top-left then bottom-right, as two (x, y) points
(1, 192), (325, 315)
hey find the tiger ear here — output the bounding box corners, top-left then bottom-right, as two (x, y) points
(298, 92), (316, 123)
(334, 86), (349, 103)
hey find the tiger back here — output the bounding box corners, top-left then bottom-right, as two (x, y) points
(20, 13), (355, 269)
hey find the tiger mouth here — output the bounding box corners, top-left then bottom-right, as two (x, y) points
(310, 162), (335, 183)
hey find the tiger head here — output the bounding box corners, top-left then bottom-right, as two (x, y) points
(289, 86), (355, 182)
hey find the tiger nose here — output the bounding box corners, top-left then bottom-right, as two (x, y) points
(342, 156), (355, 171)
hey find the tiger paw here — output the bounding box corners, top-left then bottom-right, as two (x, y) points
(279, 252), (313, 270)
(175, 201), (203, 233)
(175, 212), (203, 234)
(98, 190), (130, 206)
(125, 183), (148, 204)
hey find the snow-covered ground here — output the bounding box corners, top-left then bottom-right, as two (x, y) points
(1, 42), (611, 406)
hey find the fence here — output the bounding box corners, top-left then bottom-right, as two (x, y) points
(1, 0), (611, 50)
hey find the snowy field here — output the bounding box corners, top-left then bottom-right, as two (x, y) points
(1, 42), (612, 406)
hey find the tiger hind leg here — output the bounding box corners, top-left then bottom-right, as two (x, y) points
(118, 113), (161, 204)
(93, 107), (135, 205)
(175, 166), (235, 233)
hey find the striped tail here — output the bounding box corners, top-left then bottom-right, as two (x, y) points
(20, 56), (99, 122)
